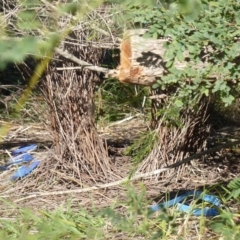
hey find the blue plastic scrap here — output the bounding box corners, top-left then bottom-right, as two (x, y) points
(11, 144), (37, 155)
(10, 160), (40, 181)
(6, 153), (34, 166)
(0, 166), (8, 171)
(149, 190), (221, 217)
(0, 144), (40, 181)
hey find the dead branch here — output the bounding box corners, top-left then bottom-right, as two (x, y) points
(55, 48), (109, 73)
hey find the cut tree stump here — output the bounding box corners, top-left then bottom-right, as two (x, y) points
(107, 29), (238, 86)
(116, 29), (171, 86)
(108, 29), (190, 85)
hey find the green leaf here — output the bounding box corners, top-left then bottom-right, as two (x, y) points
(231, 189), (240, 199)
(152, 83), (159, 89)
(228, 177), (240, 190)
(212, 80), (223, 93)
(204, 88), (209, 96)
(152, 31), (158, 39)
(164, 48), (175, 60)
(174, 100), (184, 108)
(176, 50), (184, 61)
(17, 20), (41, 30)
(222, 95), (235, 106)
(0, 37), (38, 64)
(143, 32), (152, 39)
(209, 1), (220, 7)
(58, 3), (83, 15)
(165, 59), (174, 68)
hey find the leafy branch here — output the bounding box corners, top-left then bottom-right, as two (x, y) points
(127, 0), (240, 106)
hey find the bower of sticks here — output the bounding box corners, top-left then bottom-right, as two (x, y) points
(0, 3), (240, 212)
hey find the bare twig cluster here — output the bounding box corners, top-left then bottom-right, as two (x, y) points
(137, 96), (211, 180)
(1, 1), (122, 186)
(39, 10), (121, 185)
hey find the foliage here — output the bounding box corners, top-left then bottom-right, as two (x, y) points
(96, 79), (150, 122)
(227, 177), (240, 200)
(100, 184), (176, 239)
(124, 130), (158, 164)
(210, 177), (240, 239)
(0, 185), (175, 239)
(0, 202), (105, 239)
(211, 209), (240, 240)
(1, 182), (240, 239)
(126, 0), (240, 107)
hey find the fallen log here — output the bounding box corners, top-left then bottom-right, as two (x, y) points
(107, 29), (204, 86)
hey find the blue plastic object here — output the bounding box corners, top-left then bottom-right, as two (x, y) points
(0, 166), (8, 171)
(1, 144), (40, 180)
(0, 153), (34, 171)
(10, 160), (40, 181)
(11, 144), (37, 155)
(149, 191), (221, 217)
(6, 153), (34, 165)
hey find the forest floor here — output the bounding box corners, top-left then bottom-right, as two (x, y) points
(0, 94), (240, 239)
(0, 117), (240, 239)
(1, 116), (240, 196)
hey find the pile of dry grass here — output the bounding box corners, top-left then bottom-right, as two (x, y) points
(39, 8), (122, 185)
